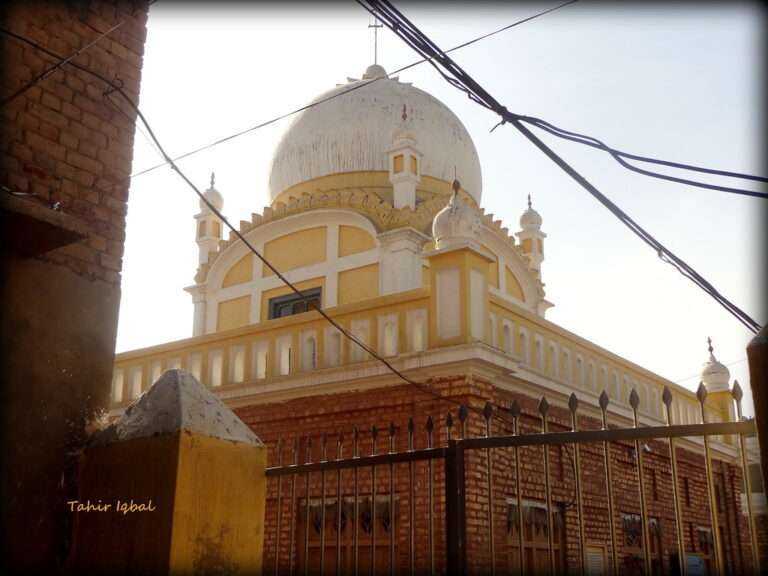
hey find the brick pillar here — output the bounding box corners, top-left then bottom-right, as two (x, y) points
(68, 370), (267, 575)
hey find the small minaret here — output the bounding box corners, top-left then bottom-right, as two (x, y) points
(700, 337), (736, 423)
(194, 172), (224, 265)
(387, 104), (422, 209)
(515, 194), (546, 277)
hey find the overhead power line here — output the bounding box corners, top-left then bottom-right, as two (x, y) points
(517, 115), (768, 199)
(357, 0), (761, 334)
(127, 0), (580, 180)
(1, 20), (125, 108)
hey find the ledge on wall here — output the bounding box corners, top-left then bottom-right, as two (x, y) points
(0, 193), (88, 256)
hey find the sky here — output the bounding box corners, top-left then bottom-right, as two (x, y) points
(117, 1), (765, 415)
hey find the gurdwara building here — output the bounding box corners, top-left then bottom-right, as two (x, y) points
(111, 64), (765, 575)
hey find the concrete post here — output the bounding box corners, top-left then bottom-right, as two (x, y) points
(68, 370), (266, 575)
(747, 325), (768, 492)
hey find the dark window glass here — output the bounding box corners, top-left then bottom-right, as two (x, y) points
(268, 288), (322, 320)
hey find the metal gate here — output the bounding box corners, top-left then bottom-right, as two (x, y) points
(264, 383), (760, 575)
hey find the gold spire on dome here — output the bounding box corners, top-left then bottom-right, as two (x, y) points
(209, 172), (216, 190)
(528, 193), (532, 209)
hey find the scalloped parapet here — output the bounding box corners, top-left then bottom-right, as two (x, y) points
(192, 188), (537, 287)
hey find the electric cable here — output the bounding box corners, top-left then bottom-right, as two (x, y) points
(357, 0), (761, 335)
(517, 115), (768, 199)
(1, 19), (125, 108)
(0, 0), (157, 108)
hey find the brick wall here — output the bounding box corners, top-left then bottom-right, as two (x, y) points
(0, 1), (148, 571)
(235, 376), (764, 575)
(1, 0), (147, 283)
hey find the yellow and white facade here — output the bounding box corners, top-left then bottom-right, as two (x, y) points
(112, 64), (740, 450)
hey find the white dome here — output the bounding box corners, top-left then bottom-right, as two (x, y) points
(200, 173), (223, 212)
(268, 65), (482, 204)
(433, 182), (481, 249)
(520, 195), (542, 231)
(701, 338), (730, 392)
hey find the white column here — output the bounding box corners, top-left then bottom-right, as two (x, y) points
(325, 225), (339, 307)
(188, 286), (207, 337)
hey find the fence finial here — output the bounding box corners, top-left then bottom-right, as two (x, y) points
(696, 381), (708, 403)
(629, 388), (640, 411)
(662, 386), (673, 407)
(458, 405), (468, 423)
(509, 399), (521, 419)
(568, 392), (579, 414)
(599, 390), (610, 411)
(732, 380), (743, 403)
(538, 396), (550, 417)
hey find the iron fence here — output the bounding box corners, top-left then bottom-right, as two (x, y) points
(264, 382), (760, 575)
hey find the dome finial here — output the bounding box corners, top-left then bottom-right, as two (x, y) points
(707, 336), (714, 355)
(527, 193), (532, 209)
(368, 17), (384, 65)
(402, 104), (407, 122)
(209, 171), (215, 190)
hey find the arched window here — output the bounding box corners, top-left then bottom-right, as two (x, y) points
(489, 314), (497, 347)
(326, 331), (341, 367)
(302, 336), (317, 370)
(230, 345), (245, 383)
(519, 330), (529, 364)
(254, 343), (268, 380)
(503, 324), (512, 355)
(209, 350), (223, 387)
(562, 349), (571, 383)
(130, 368), (143, 398)
(599, 366), (608, 395)
(611, 371), (620, 401)
(112, 370), (124, 403)
(412, 315), (425, 352)
(278, 338), (292, 376)
(549, 343), (559, 378)
(383, 322), (397, 357)
(535, 337), (544, 370)
(150, 360), (162, 385)
(350, 322), (369, 363)
(576, 356), (584, 387)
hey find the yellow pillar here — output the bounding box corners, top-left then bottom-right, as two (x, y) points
(426, 242), (494, 349)
(68, 370), (266, 575)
